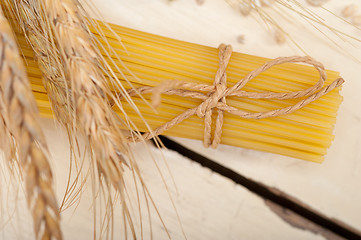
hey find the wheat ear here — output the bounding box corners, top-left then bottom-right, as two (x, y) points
(0, 94), (15, 162)
(38, 0), (137, 235)
(5, 0), (91, 211)
(0, 6), (62, 240)
(41, 0), (129, 189)
(6, 0), (72, 125)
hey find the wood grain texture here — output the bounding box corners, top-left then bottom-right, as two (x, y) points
(89, 0), (361, 233)
(1, 118), (325, 239)
(1, 0), (361, 239)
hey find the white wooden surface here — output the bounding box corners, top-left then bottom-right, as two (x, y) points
(1, 0), (361, 239)
(95, 0), (361, 232)
(1, 119), (325, 240)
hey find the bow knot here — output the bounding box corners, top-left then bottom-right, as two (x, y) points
(120, 44), (344, 149)
(196, 82), (227, 118)
(195, 44), (232, 147)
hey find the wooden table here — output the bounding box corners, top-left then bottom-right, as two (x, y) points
(1, 0), (361, 239)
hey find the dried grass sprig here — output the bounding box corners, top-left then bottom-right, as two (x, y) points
(225, 0), (361, 57)
(0, 6), (62, 240)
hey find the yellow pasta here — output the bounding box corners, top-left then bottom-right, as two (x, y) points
(13, 21), (343, 163)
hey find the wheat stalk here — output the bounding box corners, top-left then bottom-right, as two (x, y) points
(3, 0), (88, 213)
(40, 0), (129, 189)
(36, 0), (141, 236)
(6, 0), (72, 126)
(0, 6), (62, 240)
(4, 0), (173, 237)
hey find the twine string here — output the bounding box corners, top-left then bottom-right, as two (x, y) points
(120, 44), (344, 148)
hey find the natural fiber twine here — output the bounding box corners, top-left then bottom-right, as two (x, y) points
(118, 44), (344, 148)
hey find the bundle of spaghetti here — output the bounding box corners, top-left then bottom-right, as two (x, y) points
(12, 21), (343, 163)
